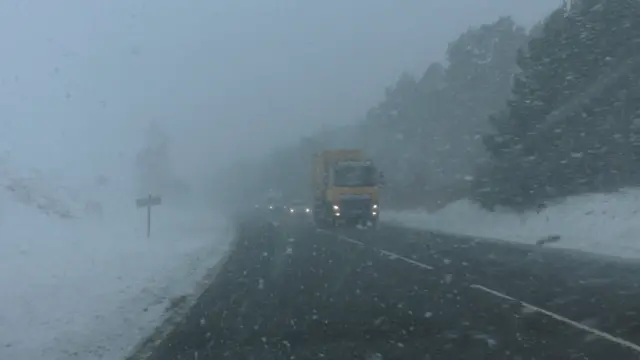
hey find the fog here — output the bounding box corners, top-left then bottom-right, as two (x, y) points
(0, 0), (558, 204)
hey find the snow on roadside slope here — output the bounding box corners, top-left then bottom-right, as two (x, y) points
(384, 188), (640, 260)
(0, 171), (233, 360)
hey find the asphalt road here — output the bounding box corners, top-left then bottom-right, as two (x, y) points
(133, 213), (640, 360)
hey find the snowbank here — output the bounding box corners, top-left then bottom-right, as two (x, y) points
(384, 188), (640, 260)
(0, 170), (233, 360)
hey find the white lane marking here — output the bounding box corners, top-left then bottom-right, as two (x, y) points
(471, 284), (640, 353)
(318, 228), (640, 352)
(340, 236), (364, 246)
(318, 230), (434, 270)
(378, 249), (434, 270)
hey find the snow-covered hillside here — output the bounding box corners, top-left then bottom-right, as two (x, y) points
(0, 163), (233, 360)
(384, 188), (640, 260)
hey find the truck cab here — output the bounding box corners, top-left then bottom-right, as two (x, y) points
(313, 150), (380, 228)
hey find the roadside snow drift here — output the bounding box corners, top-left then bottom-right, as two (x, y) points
(384, 188), (640, 260)
(0, 169), (233, 360)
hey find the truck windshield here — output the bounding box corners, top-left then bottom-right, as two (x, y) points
(333, 165), (376, 187)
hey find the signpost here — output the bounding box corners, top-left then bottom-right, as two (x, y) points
(136, 194), (162, 238)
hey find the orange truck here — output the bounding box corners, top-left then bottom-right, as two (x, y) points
(312, 149), (381, 227)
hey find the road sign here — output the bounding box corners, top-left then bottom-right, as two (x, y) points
(136, 194), (162, 237)
(136, 195), (161, 208)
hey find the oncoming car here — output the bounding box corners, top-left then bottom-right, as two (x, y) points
(286, 201), (313, 220)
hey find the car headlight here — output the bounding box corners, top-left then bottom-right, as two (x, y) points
(305, 208), (311, 213)
(372, 204), (378, 209)
(332, 205), (339, 211)
(290, 208), (295, 213)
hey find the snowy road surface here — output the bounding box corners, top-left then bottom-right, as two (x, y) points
(130, 216), (640, 359)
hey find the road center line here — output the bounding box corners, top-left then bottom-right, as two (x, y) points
(378, 249), (435, 270)
(318, 229), (640, 353)
(339, 235), (365, 246)
(471, 284), (640, 353)
(319, 230), (435, 270)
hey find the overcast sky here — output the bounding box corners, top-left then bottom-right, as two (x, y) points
(0, 0), (559, 186)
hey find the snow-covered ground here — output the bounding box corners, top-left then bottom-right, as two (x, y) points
(384, 188), (640, 260)
(0, 166), (233, 360)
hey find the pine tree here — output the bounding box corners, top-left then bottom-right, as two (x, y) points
(475, 0), (640, 209)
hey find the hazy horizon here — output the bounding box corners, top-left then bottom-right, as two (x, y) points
(0, 0), (559, 187)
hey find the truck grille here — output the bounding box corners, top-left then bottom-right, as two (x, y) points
(339, 197), (372, 215)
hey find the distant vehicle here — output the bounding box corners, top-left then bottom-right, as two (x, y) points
(287, 200), (312, 216)
(266, 203), (287, 211)
(266, 200), (288, 213)
(282, 200), (313, 225)
(259, 192), (286, 212)
(312, 149), (381, 228)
